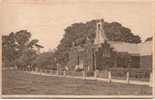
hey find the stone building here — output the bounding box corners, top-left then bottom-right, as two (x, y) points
(68, 20), (152, 72)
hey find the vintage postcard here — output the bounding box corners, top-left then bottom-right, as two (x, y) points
(0, 0), (155, 99)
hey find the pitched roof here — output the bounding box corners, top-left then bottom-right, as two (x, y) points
(108, 40), (152, 56)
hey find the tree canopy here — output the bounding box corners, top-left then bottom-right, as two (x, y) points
(32, 51), (57, 70)
(2, 30), (43, 69)
(2, 32), (17, 67)
(55, 19), (142, 66)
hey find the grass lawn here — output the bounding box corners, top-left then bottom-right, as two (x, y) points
(2, 70), (152, 95)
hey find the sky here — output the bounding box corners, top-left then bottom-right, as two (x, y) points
(0, 0), (154, 51)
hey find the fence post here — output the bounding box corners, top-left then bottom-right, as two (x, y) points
(56, 63), (59, 76)
(37, 68), (39, 73)
(63, 70), (66, 76)
(39, 69), (42, 75)
(126, 71), (130, 84)
(94, 70), (97, 78)
(56, 69), (59, 76)
(34, 68), (36, 72)
(108, 71), (111, 83)
(149, 72), (152, 87)
(83, 70), (86, 79)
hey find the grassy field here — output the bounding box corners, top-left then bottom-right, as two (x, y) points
(2, 70), (152, 95)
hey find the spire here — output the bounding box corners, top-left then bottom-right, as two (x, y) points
(94, 19), (107, 45)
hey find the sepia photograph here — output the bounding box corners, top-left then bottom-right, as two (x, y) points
(0, 0), (154, 98)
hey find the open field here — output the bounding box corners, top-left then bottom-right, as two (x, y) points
(2, 70), (152, 95)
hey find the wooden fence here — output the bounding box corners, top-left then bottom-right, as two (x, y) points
(28, 68), (152, 87)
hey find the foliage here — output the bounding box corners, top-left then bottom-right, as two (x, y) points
(15, 30), (31, 46)
(15, 49), (37, 69)
(55, 19), (142, 67)
(2, 32), (17, 67)
(32, 51), (56, 70)
(2, 30), (43, 69)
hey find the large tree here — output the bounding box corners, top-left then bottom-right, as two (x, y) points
(2, 32), (17, 68)
(15, 30), (44, 70)
(2, 30), (43, 69)
(55, 19), (142, 66)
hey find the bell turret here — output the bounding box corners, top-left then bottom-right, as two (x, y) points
(94, 19), (107, 46)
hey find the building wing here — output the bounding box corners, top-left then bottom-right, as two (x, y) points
(108, 40), (152, 56)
